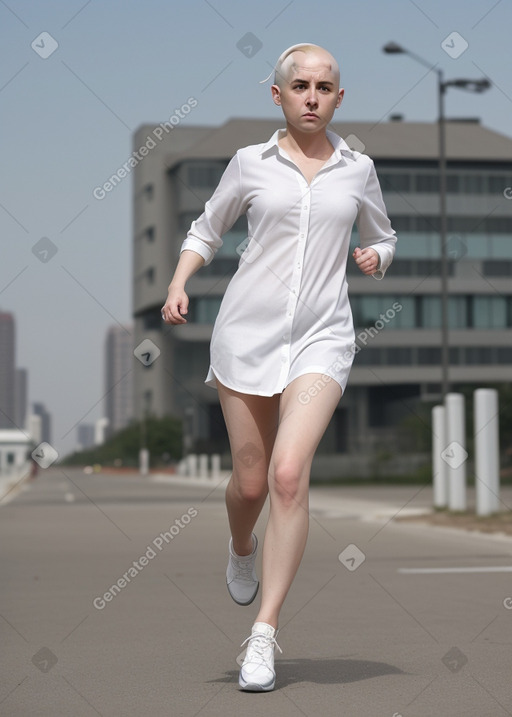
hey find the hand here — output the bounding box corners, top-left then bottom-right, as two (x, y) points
(161, 285), (189, 324)
(352, 247), (380, 276)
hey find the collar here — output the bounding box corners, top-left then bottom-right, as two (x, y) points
(258, 128), (357, 161)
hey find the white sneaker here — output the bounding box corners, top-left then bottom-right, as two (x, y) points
(239, 622), (282, 691)
(226, 533), (259, 605)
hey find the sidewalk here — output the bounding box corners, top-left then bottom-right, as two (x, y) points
(151, 471), (512, 538)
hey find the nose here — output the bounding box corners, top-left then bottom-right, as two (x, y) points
(305, 89), (319, 108)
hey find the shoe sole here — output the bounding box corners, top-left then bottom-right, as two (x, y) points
(226, 579), (259, 606)
(239, 676), (275, 692)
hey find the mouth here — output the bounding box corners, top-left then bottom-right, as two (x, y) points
(303, 112), (319, 119)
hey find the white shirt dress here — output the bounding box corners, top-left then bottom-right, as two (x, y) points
(180, 129), (397, 396)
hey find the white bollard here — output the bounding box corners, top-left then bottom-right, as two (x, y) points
(139, 448), (150, 476)
(186, 453), (198, 478)
(198, 454), (208, 479)
(432, 405), (448, 508)
(211, 454), (221, 479)
(445, 393), (467, 511)
(474, 388), (500, 516)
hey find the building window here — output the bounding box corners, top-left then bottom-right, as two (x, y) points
(145, 226), (155, 242)
(415, 174), (439, 193)
(378, 172), (411, 192)
(462, 174), (484, 194)
(144, 184), (154, 200)
(185, 162), (227, 188)
(146, 267), (155, 284)
(142, 309), (162, 331)
(472, 296), (507, 329)
(489, 176), (512, 193)
(497, 347), (512, 363)
(187, 297), (223, 324)
(483, 260), (512, 276)
(464, 347), (493, 364)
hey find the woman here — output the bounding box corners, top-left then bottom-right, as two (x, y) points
(161, 43), (397, 692)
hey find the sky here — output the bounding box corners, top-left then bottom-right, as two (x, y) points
(1, 0), (511, 458)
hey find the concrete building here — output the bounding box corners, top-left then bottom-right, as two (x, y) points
(0, 312), (16, 429)
(32, 402), (51, 445)
(77, 423), (95, 451)
(104, 325), (134, 436)
(0, 429), (31, 479)
(131, 118), (512, 462)
(14, 368), (28, 431)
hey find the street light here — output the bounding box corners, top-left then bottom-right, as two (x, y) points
(382, 42), (491, 397)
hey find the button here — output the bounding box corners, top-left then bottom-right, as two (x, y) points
(283, 334), (289, 341)
(300, 233), (304, 238)
(281, 355), (287, 363)
(303, 205), (308, 210)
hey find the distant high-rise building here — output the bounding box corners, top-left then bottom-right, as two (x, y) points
(32, 402), (52, 444)
(0, 312), (16, 429)
(77, 423), (95, 451)
(14, 368), (28, 430)
(105, 325), (134, 436)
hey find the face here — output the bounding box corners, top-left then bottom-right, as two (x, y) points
(271, 50), (344, 134)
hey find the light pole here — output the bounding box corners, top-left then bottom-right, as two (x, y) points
(382, 42), (491, 397)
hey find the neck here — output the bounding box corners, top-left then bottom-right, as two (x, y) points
(280, 124), (332, 158)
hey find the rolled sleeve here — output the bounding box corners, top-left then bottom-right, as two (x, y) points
(356, 160), (397, 280)
(180, 153), (246, 267)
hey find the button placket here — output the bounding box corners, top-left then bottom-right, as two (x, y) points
(278, 180), (311, 385)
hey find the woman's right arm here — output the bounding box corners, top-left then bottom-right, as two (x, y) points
(161, 249), (205, 324)
(162, 152), (246, 325)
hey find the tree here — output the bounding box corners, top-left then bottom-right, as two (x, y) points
(62, 415), (182, 467)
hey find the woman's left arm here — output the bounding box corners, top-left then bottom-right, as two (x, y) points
(354, 159), (397, 280)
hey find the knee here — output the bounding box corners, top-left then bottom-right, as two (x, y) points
(230, 474), (268, 503)
(270, 459), (306, 508)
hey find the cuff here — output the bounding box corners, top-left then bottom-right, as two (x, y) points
(180, 238), (213, 266)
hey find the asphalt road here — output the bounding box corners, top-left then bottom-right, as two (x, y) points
(1, 468), (512, 717)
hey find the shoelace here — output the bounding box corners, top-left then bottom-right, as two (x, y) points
(240, 631), (283, 665)
(231, 554), (256, 582)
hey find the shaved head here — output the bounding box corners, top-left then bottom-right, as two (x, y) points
(273, 43), (340, 89)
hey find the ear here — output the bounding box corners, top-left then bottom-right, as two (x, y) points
(271, 84), (282, 106)
(335, 88), (344, 109)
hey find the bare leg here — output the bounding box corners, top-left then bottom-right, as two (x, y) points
(217, 378), (280, 556)
(254, 373), (342, 629)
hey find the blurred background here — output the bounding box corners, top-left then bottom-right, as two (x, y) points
(1, 0), (511, 481)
